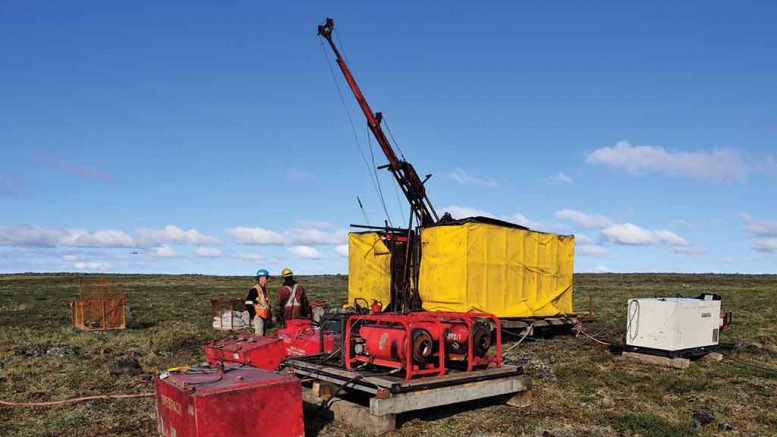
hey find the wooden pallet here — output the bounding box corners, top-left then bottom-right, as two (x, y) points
(622, 351), (724, 369)
(500, 315), (578, 335)
(287, 360), (532, 435)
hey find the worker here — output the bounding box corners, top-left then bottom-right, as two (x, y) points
(274, 268), (309, 327)
(245, 269), (271, 335)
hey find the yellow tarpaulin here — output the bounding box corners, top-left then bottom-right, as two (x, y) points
(418, 223), (574, 318)
(347, 232), (392, 307)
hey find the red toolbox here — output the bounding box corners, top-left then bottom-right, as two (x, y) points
(155, 366), (304, 437)
(204, 335), (287, 370)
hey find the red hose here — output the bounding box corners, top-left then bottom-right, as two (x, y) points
(0, 393), (154, 407)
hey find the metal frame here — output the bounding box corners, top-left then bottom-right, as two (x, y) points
(344, 314), (446, 380)
(406, 311), (502, 371)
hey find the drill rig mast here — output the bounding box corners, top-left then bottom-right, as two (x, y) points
(318, 18), (439, 227)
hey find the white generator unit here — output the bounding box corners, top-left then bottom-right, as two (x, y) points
(626, 294), (726, 357)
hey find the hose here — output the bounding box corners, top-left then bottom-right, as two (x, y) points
(0, 393), (154, 407)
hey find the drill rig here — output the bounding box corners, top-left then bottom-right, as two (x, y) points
(319, 18), (576, 323)
(318, 18), (441, 313)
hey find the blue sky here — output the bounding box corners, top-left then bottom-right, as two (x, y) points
(1, 1), (776, 275)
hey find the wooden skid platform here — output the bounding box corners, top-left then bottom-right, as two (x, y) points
(501, 315), (577, 331)
(622, 351), (724, 369)
(286, 359), (525, 394)
(290, 360), (532, 435)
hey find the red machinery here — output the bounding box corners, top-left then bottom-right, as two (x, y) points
(345, 312), (501, 380)
(155, 365), (304, 437)
(276, 319), (340, 357)
(203, 335), (287, 370)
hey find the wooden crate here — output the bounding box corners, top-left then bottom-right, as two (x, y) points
(69, 296), (126, 330)
(211, 297), (249, 331)
(69, 277), (126, 331)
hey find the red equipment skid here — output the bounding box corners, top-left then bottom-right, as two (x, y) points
(155, 366), (304, 437)
(345, 314), (448, 380)
(203, 335), (286, 370)
(408, 311), (502, 372)
(276, 319), (339, 356)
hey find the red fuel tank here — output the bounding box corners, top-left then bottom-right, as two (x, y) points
(155, 366), (304, 437)
(204, 335), (287, 370)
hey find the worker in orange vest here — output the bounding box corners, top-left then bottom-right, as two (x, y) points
(273, 268), (309, 328)
(245, 269), (271, 335)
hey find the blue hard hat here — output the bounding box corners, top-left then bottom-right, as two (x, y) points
(255, 268), (270, 278)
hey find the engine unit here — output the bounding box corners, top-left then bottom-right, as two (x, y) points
(625, 294), (726, 357)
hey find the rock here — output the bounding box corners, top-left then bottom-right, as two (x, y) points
(718, 422), (735, 431)
(690, 420), (702, 432)
(109, 355), (143, 376)
(14, 345), (77, 358)
(692, 409), (715, 426)
(45, 347), (68, 358)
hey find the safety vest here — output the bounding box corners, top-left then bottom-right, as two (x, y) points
(246, 285), (270, 319)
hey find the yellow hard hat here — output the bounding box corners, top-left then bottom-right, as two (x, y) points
(281, 268), (293, 278)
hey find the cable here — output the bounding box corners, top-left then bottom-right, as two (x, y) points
(0, 393), (154, 407)
(366, 128), (393, 227)
(503, 323), (534, 354)
(319, 41), (388, 224)
(382, 116), (407, 161)
(627, 300), (640, 342)
(573, 319), (612, 346)
(720, 356), (777, 375)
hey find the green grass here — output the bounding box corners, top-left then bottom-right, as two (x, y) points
(0, 273), (776, 436)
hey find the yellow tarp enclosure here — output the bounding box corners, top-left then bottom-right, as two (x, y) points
(347, 232), (392, 306)
(418, 221), (575, 318)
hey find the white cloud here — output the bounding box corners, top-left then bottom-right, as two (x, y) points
(0, 226), (135, 248)
(753, 238), (777, 253)
(336, 244), (349, 257)
(601, 223), (656, 245)
(575, 234), (595, 245)
(73, 261), (111, 270)
(594, 264), (610, 273)
(136, 225), (218, 247)
(450, 169), (499, 187)
(226, 225), (346, 246)
(745, 221), (777, 237)
(225, 227), (284, 245)
(288, 245), (321, 259)
(233, 252), (264, 261)
(579, 245), (608, 257)
(548, 172), (573, 184)
(653, 230), (688, 247)
(0, 226), (70, 246)
(555, 209), (611, 229)
(69, 230), (135, 247)
(194, 247), (222, 258)
(601, 223), (691, 249)
(509, 213), (542, 229)
(295, 221), (335, 231)
(443, 206), (545, 230)
(586, 141), (747, 182)
(443, 205), (495, 220)
(673, 245), (706, 255)
(150, 246), (180, 258)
